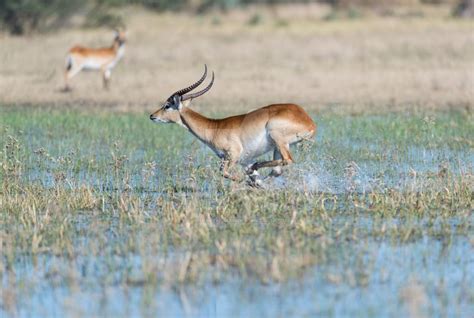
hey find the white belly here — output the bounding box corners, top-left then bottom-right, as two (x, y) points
(82, 60), (103, 70)
(81, 52), (123, 71)
(239, 132), (274, 165)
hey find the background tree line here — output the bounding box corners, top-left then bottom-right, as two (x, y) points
(0, 0), (472, 35)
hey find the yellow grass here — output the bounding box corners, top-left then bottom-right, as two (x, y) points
(0, 5), (472, 114)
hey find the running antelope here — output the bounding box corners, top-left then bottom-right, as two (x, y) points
(149, 66), (316, 185)
(64, 30), (126, 91)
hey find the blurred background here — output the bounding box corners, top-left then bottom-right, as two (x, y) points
(0, 0), (472, 114)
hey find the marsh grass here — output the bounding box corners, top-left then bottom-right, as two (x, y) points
(1, 106), (472, 316)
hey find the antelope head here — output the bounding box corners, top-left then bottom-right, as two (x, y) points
(149, 65), (214, 126)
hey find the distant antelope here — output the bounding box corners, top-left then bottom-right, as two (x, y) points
(64, 30), (126, 91)
(149, 66), (316, 185)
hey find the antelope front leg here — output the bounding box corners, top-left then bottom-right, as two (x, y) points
(220, 159), (240, 181)
(102, 69), (111, 90)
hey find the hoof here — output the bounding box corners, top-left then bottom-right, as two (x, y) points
(246, 178), (264, 189)
(248, 170), (260, 181)
(246, 170), (264, 188)
(245, 164), (255, 175)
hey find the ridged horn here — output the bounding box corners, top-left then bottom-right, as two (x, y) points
(169, 65), (208, 100)
(181, 71), (214, 101)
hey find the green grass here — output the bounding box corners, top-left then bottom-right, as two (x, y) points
(0, 106), (473, 316)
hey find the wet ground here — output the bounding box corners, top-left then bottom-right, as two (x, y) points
(1, 109), (473, 317)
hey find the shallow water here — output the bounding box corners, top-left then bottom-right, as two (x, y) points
(6, 235), (473, 317)
(21, 142), (474, 195)
(2, 110), (473, 317)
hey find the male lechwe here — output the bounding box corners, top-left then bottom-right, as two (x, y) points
(150, 65), (316, 185)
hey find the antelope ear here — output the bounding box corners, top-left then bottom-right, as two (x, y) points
(173, 95), (183, 110)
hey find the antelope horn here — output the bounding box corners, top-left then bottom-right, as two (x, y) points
(169, 65), (208, 99)
(181, 71), (214, 101)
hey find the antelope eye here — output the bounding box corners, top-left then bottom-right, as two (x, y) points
(164, 104), (171, 110)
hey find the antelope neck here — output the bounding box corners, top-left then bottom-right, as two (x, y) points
(179, 107), (217, 145)
(112, 41), (124, 52)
